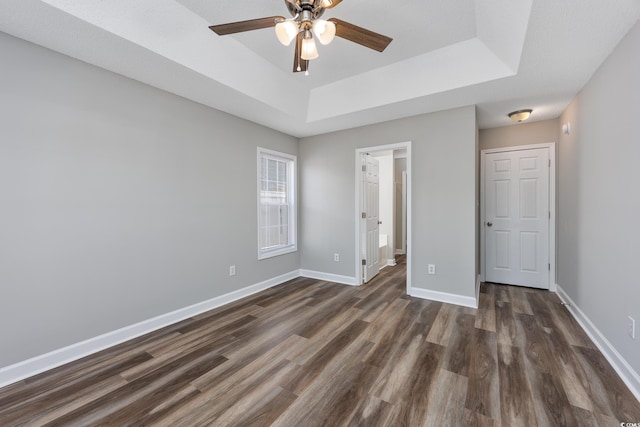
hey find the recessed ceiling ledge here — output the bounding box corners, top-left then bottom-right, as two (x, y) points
(305, 38), (516, 122)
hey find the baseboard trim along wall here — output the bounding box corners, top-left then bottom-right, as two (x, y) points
(0, 270), (300, 389)
(556, 285), (640, 401)
(0, 268), (483, 388)
(298, 269), (358, 286)
(409, 286), (477, 309)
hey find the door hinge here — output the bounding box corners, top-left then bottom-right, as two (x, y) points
(549, 211), (551, 219)
(548, 263), (551, 271)
(362, 259), (366, 266)
(362, 164), (366, 172)
(362, 212), (366, 219)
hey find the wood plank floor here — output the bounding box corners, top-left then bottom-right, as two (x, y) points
(1, 257), (639, 426)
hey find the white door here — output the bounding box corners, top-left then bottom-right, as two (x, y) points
(362, 155), (380, 283)
(485, 147), (550, 289)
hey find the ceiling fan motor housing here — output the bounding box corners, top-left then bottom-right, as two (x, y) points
(286, 0), (325, 21)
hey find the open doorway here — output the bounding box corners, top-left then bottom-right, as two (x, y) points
(355, 142), (411, 293)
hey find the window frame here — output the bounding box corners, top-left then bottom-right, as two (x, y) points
(256, 147), (297, 260)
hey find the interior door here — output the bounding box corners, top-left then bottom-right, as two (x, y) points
(485, 147), (550, 289)
(362, 155), (380, 283)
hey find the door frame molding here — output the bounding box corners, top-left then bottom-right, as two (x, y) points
(480, 142), (557, 291)
(355, 141), (412, 292)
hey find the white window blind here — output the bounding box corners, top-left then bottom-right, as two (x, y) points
(257, 148), (296, 259)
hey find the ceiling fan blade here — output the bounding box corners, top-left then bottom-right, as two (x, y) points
(293, 33), (309, 73)
(320, 0), (344, 9)
(328, 18), (392, 52)
(209, 16), (285, 36)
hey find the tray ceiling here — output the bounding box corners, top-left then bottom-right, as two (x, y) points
(1, 0), (639, 137)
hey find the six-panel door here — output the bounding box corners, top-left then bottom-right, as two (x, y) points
(485, 147), (550, 289)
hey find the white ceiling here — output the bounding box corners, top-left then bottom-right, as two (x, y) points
(1, 0), (639, 137)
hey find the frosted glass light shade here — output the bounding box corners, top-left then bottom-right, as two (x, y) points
(508, 109), (533, 122)
(301, 36), (319, 60)
(275, 20), (298, 46)
(312, 20), (336, 45)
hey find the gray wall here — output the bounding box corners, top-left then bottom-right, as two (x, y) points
(299, 106), (477, 298)
(0, 33), (298, 368)
(558, 22), (640, 374)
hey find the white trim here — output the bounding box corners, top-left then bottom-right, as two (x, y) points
(395, 249), (406, 255)
(355, 141), (412, 291)
(480, 142), (556, 289)
(556, 285), (640, 402)
(257, 147), (298, 260)
(378, 259), (396, 272)
(401, 171), (407, 256)
(476, 274), (482, 303)
(409, 287), (477, 309)
(393, 150), (408, 159)
(299, 269), (357, 286)
(0, 270), (300, 389)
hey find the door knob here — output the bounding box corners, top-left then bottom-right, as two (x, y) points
(487, 222), (493, 227)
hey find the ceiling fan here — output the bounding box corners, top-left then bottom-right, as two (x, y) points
(209, 0), (393, 74)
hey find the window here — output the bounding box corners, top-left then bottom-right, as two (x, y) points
(257, 148), (297, 259)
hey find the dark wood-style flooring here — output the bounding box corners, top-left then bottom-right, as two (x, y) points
(1, 257), (639, 426)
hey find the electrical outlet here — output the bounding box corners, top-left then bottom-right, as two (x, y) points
(428, 264), (436, 275)
(229, 265), (236, 276)
(334, 253), (340, 262)
(629, 316), (636, 340)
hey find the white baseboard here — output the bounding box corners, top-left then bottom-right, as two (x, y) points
(0, 270), (300, 389)
(408, 286), (477, 308)
(299, 269), (357, 286)
(395, 249), (406, 255)
(378, 259), (397, 272)
(556, 285), (640, 402)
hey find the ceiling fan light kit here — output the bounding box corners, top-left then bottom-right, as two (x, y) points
(312, 19), (336, 45)
(209, 0), (392, 73)
(275, 19), (298, 46)
(301, 32), (319, 60)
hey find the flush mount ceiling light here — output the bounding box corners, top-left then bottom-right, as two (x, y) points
(209, 0), (393, 74)
(508, 109), (533, 123)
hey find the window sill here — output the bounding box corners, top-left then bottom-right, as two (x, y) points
(258, 245), (297, 260)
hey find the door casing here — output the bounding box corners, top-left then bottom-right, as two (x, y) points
(355, 142), (412, 291)
(480, 143), (556, 291)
